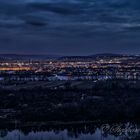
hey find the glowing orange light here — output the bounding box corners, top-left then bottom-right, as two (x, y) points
(0, 67), (31, 71)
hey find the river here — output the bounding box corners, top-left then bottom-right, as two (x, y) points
(0, 123), (139, 140)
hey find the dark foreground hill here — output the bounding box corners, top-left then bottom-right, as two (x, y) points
(0, 80), (140, 124)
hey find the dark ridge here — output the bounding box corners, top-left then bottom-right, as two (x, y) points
(0, 54), (61, 61)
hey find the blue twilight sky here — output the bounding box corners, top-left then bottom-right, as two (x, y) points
(0, 0), (140, 55)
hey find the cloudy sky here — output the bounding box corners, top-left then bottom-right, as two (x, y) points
(0, 0), (140, 55)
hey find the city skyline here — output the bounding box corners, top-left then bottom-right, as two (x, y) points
(0, 0), (140, 55)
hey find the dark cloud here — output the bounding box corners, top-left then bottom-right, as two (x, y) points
(28, 2), (83, 15)
(24, 15), (47, 27)
(0, 0), (140, 55)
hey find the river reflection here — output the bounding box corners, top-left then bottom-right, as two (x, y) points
(0, 123), (139, 140)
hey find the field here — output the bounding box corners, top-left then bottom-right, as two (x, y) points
(0, 80), (140, 124)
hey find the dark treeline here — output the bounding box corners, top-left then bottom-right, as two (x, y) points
(0, 80), (140, 123)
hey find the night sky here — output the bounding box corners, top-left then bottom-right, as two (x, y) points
(0, 0), (140, 55)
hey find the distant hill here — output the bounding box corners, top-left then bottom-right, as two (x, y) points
(0, 53), (138, 61)
(58, 53), (130, 61)
(89, 53), (124, 57)
(89, 53), (126, 59)
(0, 54), (61, 61)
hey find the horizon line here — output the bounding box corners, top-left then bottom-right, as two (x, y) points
(0, 53), (139, 56)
